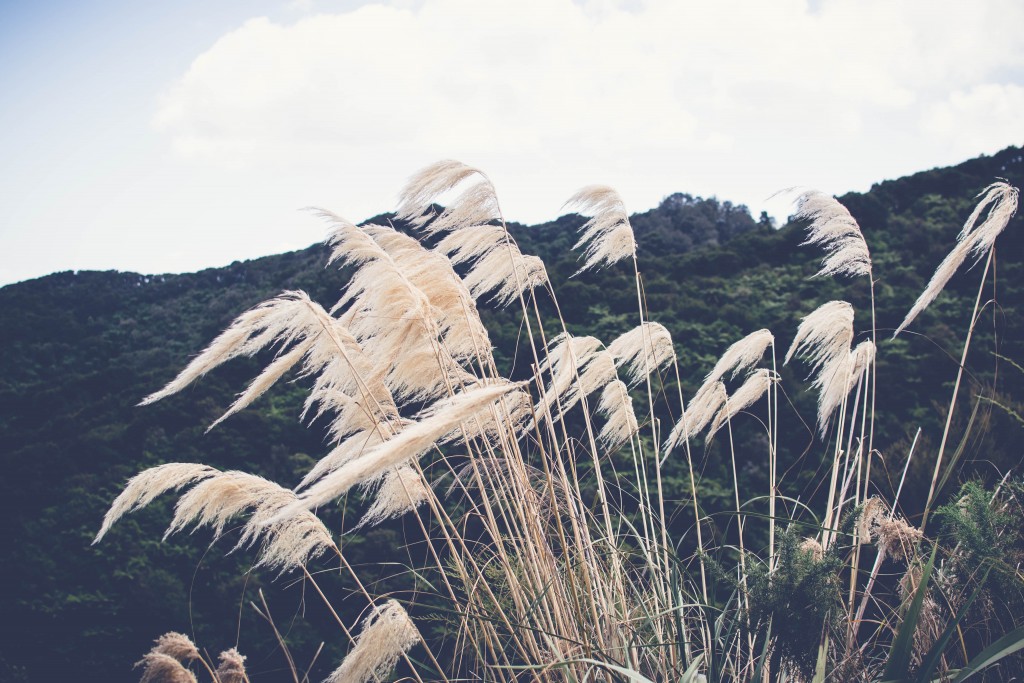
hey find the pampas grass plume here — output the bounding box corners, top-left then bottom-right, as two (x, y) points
(791, 189), (872, 278)
(607, 322), (677, 387)
(136, 632), (201, 683)
(325, 600), (421, 683)
(709, 369), (774, 438)
(597, 379), (639, 450)
(565, 185), (637, 273)
(136, 653), (198, 683)
(894, 180), (1018, 336)
(705, 329), (774, 385)
(215, 648), (248, 683)
(94, 463), (217, 543)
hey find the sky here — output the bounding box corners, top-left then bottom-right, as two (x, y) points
(1, 0), (1022, 286)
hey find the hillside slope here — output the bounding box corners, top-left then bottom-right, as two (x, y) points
(1, 147), (1022, 681)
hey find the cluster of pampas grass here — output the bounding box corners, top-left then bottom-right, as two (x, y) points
(135, 633), (249, 683)
(99, 168), (1023, 683)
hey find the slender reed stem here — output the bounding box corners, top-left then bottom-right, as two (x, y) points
(921, 249), (993, 532)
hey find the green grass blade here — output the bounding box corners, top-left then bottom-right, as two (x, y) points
(882, 543), (938, 681)
(950, 625), (1024, 683)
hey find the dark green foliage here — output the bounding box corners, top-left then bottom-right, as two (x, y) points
(744, 530), (843, 679)
(937, 480), (1024, 611)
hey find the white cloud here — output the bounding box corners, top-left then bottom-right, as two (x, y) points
(150, 0), (1024, 229)
(4, 0), (1022, 285)
(923, 83), (1024, 158)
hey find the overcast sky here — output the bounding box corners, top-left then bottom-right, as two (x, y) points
(1, 0), (1022, 286)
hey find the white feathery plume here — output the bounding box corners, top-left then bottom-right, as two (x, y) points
(436, 223), (552, 309)
(395, 161), (549, 308)
(894, 181), (1018, 336)
(325, 600), (421, 683)
(362, 223), (493, 363)
(302, 385), (401, 450)
(663, 381), (727, 451)
(597, 380), (639, 450)
(607, 322), (677, 387)
(847, 340), (875, 390)
(166, 470), (336, 573)
(565, 350), (619, 408)
(297, 415), (407, 491)
(813, 339), (875, 435)
(138, 294), (304, 406)
(785, 301), (868, 434)
(293, 383), (523, 511)
(396, 160), (500, 234)
(208, 340), (312, 431)
(683, 381), (728, 440)
(709, 369), (773, 438)
(791, 189), (872, 278)
(539, 333), (604, 376)
(784, 300), (854, 371)
(355, 465), (430, 529)
(139, 290), (396, 439)
(435, 224), (508, 266)
(94, 463), (217, 543)
(704, 329), (774, 385)
(446, 385), (533, 445)
(461, 246), (549, 308)
(565, 185), (637, 274)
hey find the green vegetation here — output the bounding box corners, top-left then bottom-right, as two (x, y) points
(1, 147), (1023, 681)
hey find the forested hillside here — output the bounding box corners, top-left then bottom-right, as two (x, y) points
(1, 147), (1022, 681)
